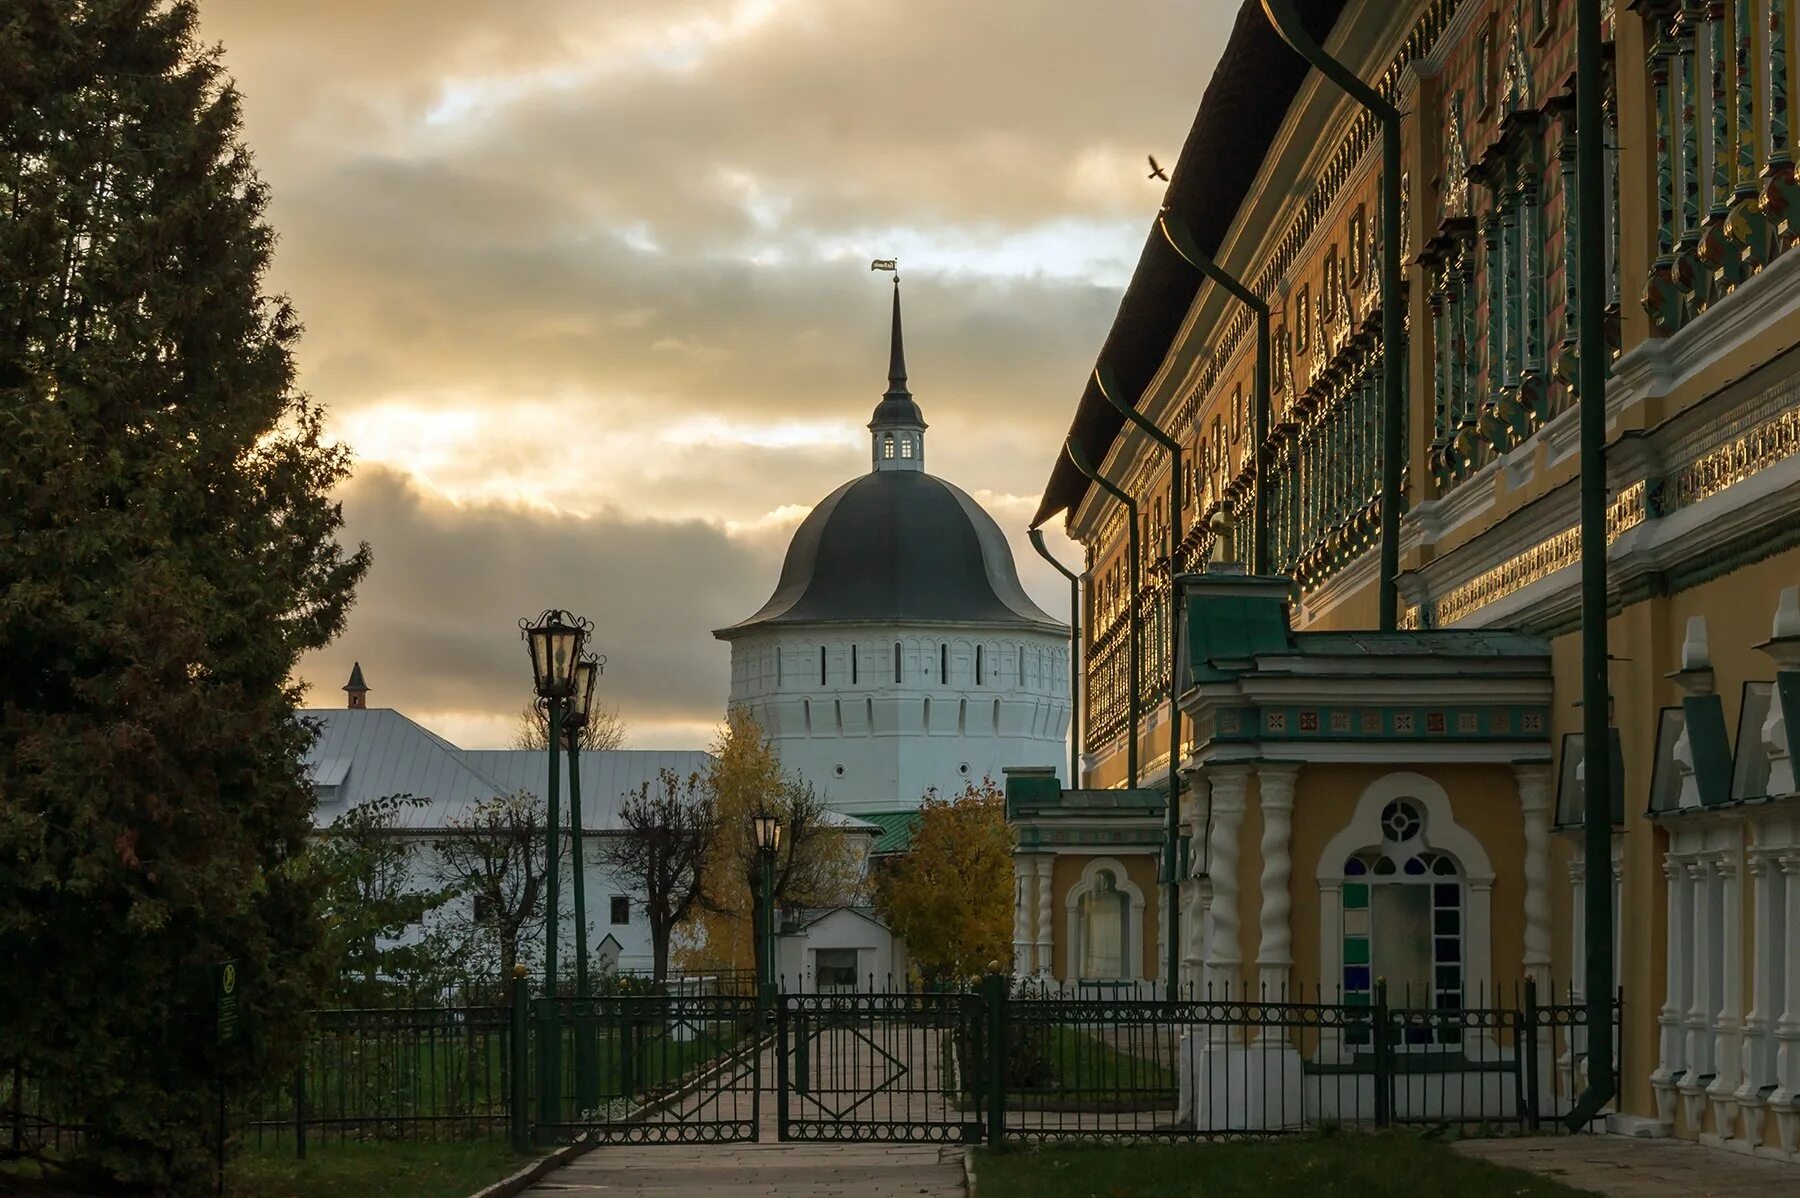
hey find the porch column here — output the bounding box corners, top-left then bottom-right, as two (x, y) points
(1515, 763), (1554, 990)
(1736, 850), (1778, 1147)
(1707, 849), (1745, 1139)
(1681, 857), (1716, 1127)
(1651, 853), (1690, 1127)
(1203, 765), (1249, 1020)
(1771, 853), (1800, 1155)
(1034, 856), (1054, 977)
(1255, 764), (1300, 1003)
(1564, 857), (1588, 1091)
(1012, 856), (1030, 976)
(1181, 767), (1208, 993)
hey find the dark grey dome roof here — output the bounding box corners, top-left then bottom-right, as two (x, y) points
(716, 471), (1064, 637)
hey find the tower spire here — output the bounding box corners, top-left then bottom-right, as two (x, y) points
(886, 276), (909, 399)
(867, 260), (925, 473)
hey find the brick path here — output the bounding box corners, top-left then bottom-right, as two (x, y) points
(1455, 1135), (1800, 1196)
(524, 1036), (967, 1197)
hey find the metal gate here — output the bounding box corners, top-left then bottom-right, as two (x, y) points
(532, 992), (761, 1144)
(776, 990), (988, 1142)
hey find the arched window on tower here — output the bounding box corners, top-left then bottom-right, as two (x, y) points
(893, 642), (902, 684)
(976, 645), (984, 686)
(940, 643), (948, 685)
(820, 645), (827, 687)
(882, 434), (896, 459)
(900, 437), (914, 459)
(851, 646), (858, 685)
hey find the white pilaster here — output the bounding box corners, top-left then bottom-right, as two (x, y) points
(1012, 857), (1030, 976)
(1203, 765), (1249, 1020)
(1736, 850), (1778, 1148)
(1516, 763), (1554, 989)
(1771, 854), (1800, 1155)
(1682, 857), (1716, 1129)
(1254, 764), (1299, 1004)
(1562, 856), (1587, 1097)
(1652, 853), (1690, 1127)
(1707, 850), (1745, 1141)
(1034, 855), (1054, 977)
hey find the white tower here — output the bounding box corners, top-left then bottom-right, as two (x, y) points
(714, 280), (1071, 821)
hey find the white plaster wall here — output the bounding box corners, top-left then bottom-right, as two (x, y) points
(725, 622), (1072, 814)
(382, 835), (658, 977)
(774, 911), (908, 992)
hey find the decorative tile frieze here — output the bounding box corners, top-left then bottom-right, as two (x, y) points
(1662, 405), (1800, 513)
(1430, 481), (1647, 627)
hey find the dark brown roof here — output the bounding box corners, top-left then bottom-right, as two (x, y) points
(714, 470), (1064, 638)
(1032, 0), (1348, 528)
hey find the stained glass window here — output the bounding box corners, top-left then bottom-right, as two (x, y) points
(1340, 801), (1463, 1048)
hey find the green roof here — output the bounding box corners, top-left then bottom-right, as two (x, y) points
(860, 810), (922, 856)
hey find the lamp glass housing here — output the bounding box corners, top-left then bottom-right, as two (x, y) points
(752, 813), (782, 852)
(524, 612), (584, 698)
(568, 657), (600, 727)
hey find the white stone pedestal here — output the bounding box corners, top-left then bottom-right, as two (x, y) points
(1176, 1031), (1307, 1130)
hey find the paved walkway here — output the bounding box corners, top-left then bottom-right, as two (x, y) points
(1455, 1135), (1800, 1196)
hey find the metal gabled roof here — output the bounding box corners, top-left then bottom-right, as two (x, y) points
(300, 708), (510, 829)
(462, 748), (715, 833)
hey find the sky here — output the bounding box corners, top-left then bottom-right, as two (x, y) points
(198, 0), (1230, 749)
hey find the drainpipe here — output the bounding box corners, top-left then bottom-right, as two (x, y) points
(1093, 366), (1185, 1003)
(1151, 215), (1273, 575)
(1027, 526), (1083, 784)
(1065, 437), (1140, 788)
(1567, 0), (1616, 1129)
(1260, 0), (1403, 630)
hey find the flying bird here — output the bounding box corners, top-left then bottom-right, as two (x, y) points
(1147, 155), (1169, 182)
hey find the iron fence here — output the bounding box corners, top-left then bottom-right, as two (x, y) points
(992, 977), (1622, 1142)
(534, 992), (762, 1144)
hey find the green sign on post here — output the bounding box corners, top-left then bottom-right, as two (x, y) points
(217, 960), (242, 1046)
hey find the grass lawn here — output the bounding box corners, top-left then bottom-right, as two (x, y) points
(1037, 1025), (1176, 1093)
(227, 1140), (529, 1198)
(973, 1132), (1596, 1197)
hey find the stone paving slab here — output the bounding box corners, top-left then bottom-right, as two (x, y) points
(1454, 1135), (1800, 1197)
(527, 1141), (965, 1197)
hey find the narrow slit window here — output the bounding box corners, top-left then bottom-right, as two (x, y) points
(820, 645), (827, 687)
(940, 643), (948, 685)
(976, 645), (985, 686)
(893, 642), (902, 684)
(851, 647), (858, 685)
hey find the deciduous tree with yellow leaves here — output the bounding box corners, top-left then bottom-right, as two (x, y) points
(675, 709), (862, 985)
(874, 780), (1014, 986)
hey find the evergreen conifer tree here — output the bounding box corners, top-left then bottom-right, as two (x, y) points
(0, 2), (368, 1187)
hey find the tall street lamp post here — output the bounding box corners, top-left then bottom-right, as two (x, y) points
(752, 812), (782, 1010)
(563, 652), (603, 1114)
(520, 608), (588, 1139)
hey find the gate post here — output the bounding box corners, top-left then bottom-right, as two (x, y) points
(509, 969), (530, 1153)
(984, 971), (1006, 1146)
(775, 995), (789, 1141)
(1372, 978), (1391, 1128)
(1522, 978), (1541, 1130)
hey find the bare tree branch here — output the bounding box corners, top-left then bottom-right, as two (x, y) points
(596, 769), (717, 980)
(511, 700), (628, 752)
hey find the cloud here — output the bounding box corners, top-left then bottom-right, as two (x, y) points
(197, 0), (1223, 742)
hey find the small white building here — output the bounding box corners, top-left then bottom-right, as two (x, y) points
(774, 907), (908, 994)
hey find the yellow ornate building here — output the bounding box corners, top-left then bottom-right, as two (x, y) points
(1018, 0), (1800, 1152)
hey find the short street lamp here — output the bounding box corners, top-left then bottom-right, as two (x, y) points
(752, 813), (783, 1005)
(519, 607), (590, 1139)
